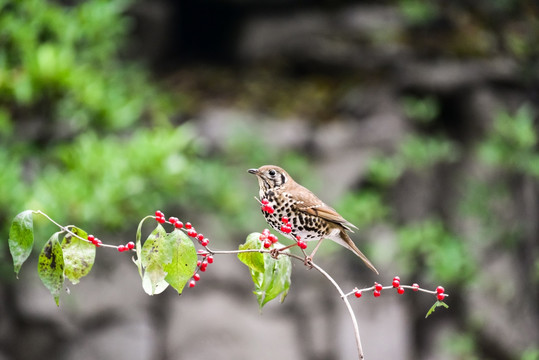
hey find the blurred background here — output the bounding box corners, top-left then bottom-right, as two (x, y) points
(0, 0), (538, 359)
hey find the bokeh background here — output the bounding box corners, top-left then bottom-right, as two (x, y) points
(1, 0), (538, 359)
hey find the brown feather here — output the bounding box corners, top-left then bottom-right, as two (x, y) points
(338, 231), (379, 274)
(289, 183), (357, 232)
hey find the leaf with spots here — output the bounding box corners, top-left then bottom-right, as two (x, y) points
(37, 232), (65, 306)
(141, 224), (171, 295)
(8, 210), (35, 277)
(61, 227), (95, 285)
(163, 229), (197, 295)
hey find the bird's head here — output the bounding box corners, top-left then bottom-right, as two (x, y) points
(248, 165), (290, 191)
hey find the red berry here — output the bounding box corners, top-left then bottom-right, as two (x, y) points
(261, 198), (269, 205)
(95, 239), (102, 247)
(412, 283), (419, 291)
(174, 221), (183, 229)
(280, 225), (292, 234)
(201, 238), (209, 247)
(262, 229), (270, 236)
(197, 249), (206, 256)
(127, 241), (135, 250)
(88, 234), (95, 242)
(298, 241), (307, 249)
(397, 287), (405, 295)
(374, 283), (383, 291)
(355, 290), (362, 298)
(393, 276), (400, 281)
(268, 234), (278, 243)
(200, 262), (208, 272)
(295, 235), (301, 240)
(259, 234), (267, 241)
(185, 222), (192, 229)
(437, 293), (445, 301)
(197, 260), (202, 267)
(263, 240), (272, 248)
(187, 230), (197, 237)
(168, 217), (177, 224)
(157, 216), (165, 224)
(373, 290), (381, 297)
(196, 234), (204, 241)
(436, 286), (445, 294)
(155, 210), (164, 217)
(392, 279), (400, 288)
(193, 273), (201, 281)
(281, 217), (289, 224)
(189, 280), (196, 288)
(207, 255), (214, 264)
(118, 245), (126, 252)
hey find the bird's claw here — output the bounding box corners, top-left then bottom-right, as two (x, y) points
(270, 248), (280, 259)
(304, 256), (313, 269)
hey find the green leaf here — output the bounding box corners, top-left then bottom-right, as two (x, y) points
(37, 232), (65, 306)
(164, 230), (197, 294)
(425, 300), (449, 318)
(141, 224), (171, 295)
(256, 250), (292, 307)
(238, 234), (292, 309)
(61, 227), (95, 285)
(8, 210), (35, 277)
(238, 232), (265, 274)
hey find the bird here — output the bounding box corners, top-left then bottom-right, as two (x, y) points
(248, 165), (379, 274)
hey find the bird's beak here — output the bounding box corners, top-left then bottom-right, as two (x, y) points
(247, 168), (258, 175)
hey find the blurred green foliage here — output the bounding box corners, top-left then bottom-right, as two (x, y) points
(340, 98), (536, 297)
(478, 104), (538, 177)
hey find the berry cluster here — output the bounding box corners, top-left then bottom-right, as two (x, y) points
(155, 210), (166, 224)
(260, 199), (275, 214)
(280, 217), (292, 234)
(118, 242), (135, 252)
(168, 216), (185, 230)
(373, 282), (382, 297)
(189, 250), (214, 288)
(436, 286), (446, 301)
(392, 276), (405, 294)
(296, 235), (307, 250)
(153, 210), (215, 290)
(259, 229), (279, 248)
(87, 234), (102, 247)
(350, 276), (448, 302)
(278, 217), (307, 249)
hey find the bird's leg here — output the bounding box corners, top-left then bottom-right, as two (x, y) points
(304, 238), (325, 267)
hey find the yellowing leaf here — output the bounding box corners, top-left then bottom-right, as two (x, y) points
(61, 227), (95, 285)
(140, 224), (171, 295)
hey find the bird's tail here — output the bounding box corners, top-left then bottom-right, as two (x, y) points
(339, 231), (379, 275)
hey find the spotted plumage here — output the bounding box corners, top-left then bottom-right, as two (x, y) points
(248, 165), (379, 274)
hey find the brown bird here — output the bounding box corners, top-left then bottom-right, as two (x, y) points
(248, 165), (379, 274)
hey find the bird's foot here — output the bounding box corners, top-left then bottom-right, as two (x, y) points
(303, 256), (313, 269)
(270, 248), (280, 259)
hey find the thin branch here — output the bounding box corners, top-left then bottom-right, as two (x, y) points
(34, 210), (119, 250)
(206, 246), (365, 359)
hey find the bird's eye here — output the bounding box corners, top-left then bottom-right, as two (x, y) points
(268, 169), (276, 176)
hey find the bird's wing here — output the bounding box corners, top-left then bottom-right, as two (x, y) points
(292, 186), (358, 231)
